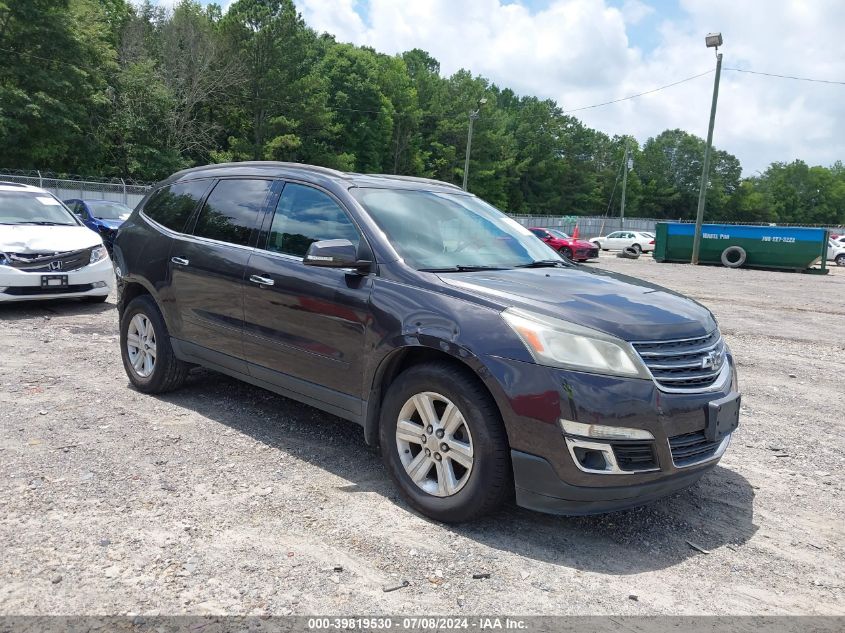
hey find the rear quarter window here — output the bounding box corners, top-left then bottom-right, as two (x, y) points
(142, 180), (209, 232)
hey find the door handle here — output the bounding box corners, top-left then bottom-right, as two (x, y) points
(171, 257), (189, 266)
(249, 274), (274, 287)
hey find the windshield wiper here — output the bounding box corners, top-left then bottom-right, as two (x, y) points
(420, 265), (510, 272)
(515, 259), (569, 268)
(16, 221), (75, 226)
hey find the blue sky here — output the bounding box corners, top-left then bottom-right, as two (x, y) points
(163, 0), (844, 174)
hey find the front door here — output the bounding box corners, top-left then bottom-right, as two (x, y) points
(242, 182), (373, 410)
(168, 178), (274, 370)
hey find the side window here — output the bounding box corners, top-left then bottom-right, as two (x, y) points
(143, 180), (209, 232)
(606, 232), (619, 239)
(529, 229), (546, 238)
(192, 179), (271, 247)
(266, 183), (359, 258)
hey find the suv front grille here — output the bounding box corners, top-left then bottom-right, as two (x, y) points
(632, 330), (726, 390)
(7, 248), (92, 273)
(669, 430), (721, 467)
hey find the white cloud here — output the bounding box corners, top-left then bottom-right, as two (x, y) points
(298, 0), (845, 174)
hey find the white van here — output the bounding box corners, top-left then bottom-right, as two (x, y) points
(0, 182), (113, 303)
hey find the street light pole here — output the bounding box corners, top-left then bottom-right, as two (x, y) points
(620, 140), (631, 230)
(462, 98), (487, 191)
(692, 34), (724, 265)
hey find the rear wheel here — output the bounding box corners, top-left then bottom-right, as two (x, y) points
(630, 243), (642, 254)
(379, 362), (511, 522)
(120, 295), (188, 393)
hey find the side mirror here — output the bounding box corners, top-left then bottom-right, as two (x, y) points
(304, 239), (372, 273)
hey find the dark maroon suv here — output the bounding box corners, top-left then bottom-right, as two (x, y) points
(113, 162), (740, 522)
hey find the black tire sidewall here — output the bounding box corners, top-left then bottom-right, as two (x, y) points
(836, 254), (845, 266)
(120, 295), (173, 393)
(379, 364), (509, 523)
(560, 247), (573, 259)
(721, 246), (747, 268)
(631, 243), (642, 253)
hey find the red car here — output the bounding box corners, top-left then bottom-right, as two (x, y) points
(528, 227), (599, 261)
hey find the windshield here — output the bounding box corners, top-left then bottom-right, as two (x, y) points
(547, 229), (571, 239)
(351, 188), (563, 270)
(0, 191), (79, 226)
(87, 200), (132, 220)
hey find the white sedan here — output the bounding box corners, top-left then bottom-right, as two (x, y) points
(0, 182), (113, 303)
(828, 240), (845, 266)
(590, 230), (655, 253)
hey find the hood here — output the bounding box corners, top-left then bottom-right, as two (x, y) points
(1, 225), (103, 254)
(439, 266), (716, 341)
(92, 218), (124, 230)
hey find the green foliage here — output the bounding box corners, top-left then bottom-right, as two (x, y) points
(0, 1), (841, 225)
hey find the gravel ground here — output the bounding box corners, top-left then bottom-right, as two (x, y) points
(1, 254), (843, 616)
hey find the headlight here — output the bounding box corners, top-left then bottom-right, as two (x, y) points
(501, 308), (649, 378)
(90, 246), (108, 264)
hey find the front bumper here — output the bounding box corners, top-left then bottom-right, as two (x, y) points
(0, 257), (114, 302)
(575, 248), (600, 260)
(481, 352), (739, 515)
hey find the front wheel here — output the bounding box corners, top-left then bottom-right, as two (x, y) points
(559, 246), (573, 259)
(379, 362), (511, 522)
(836, 254), (845, 266)
(120, 295), (188, 393)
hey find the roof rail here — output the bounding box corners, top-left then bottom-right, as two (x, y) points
(175, 161), (350, 180)
(364, 174), (464, 191)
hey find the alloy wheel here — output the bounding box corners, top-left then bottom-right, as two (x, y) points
(395, 392), (474, 497)
(126, 313), (157, 378)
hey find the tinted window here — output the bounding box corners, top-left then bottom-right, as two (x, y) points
(143, 180), (209, 232)
(529, 229), (546, 238)
(267, 183), (359, 257)
(193, 179), (271, 247)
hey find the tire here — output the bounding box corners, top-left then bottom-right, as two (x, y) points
(630, 243), (642, 254)
(559, 246), (573, 259)
(83, 294), (109, 304)
(618, 246), (640, 259)
(836, 254), (845, 266)
(379, 362), (511, 523)
(120, 294), (188, 394)
(721, 246), (747, 268)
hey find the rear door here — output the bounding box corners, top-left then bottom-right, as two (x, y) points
(168, 178), (273, 370)
(242, 181), (373, 410)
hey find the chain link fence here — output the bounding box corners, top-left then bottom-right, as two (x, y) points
(0, 170), (153, 209)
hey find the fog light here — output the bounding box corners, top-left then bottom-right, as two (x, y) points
(92, 281), (107, 288)
(561, 419), (653, 440)
(565, 437), (620, 474)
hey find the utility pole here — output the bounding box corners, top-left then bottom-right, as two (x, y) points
(692, 33), (724, 265)
(620, 141), (630, 230)
(462, 98), (487, 191)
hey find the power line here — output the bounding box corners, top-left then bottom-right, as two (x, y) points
(724, 67), (845, 85)
(562, 69), (714, 113)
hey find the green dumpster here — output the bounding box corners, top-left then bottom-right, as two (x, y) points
(653, 223), (829, 273)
